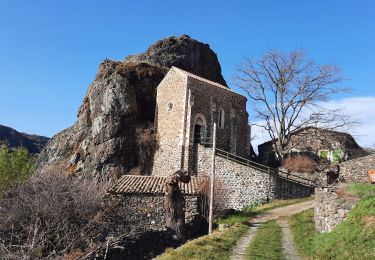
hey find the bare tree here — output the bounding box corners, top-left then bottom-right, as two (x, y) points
(235, 49), (356, 162)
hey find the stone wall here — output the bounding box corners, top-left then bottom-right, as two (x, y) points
(314, 186), (357, 233)
(108, 193), (202, 237)
(276, 177), (315, 199)
(187, 76), (249, 158)
(339, 153), (375, 183)
(153, 68), (187, 176)
(196, 145), (313, 210)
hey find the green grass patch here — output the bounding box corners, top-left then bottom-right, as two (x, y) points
(157, 224), (248, 260)
(289, 209), (317, 257)
(346, 183), (375, 198)
(289, 184), (375, 259)
(313, 189), (375, 259)
(245, 220), (283, 260)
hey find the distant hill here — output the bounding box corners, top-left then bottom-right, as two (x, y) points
(0, 124), (49, 153)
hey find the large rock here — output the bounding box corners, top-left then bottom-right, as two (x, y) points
(36, 35), (227, 180)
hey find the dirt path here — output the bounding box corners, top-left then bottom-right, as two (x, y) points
(277, 218), (302, 260)
(229, 200), (314, 260)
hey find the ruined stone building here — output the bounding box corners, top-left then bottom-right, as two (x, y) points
(152, 67), (250, 176)
(258, 127), (367, 166)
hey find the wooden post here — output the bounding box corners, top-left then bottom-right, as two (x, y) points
(208, 122), (217, 234)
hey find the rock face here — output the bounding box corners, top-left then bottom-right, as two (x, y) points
(0, 124), (49, 154)
(36, 35), (227, 180)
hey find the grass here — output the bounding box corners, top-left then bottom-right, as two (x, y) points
(157, 224), (248, 260)
(289, 184), (375, 259)
(158, 197), (312, 259)
(245, 220), (284, 260)
(313, 183), (375, 259)
(289, 209), (316, 257)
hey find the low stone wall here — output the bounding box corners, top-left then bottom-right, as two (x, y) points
(276, 178), (315, 199)
(339, 153), (375, 183)
(107, 193), (203, 237)
(314, 186), (357, 233)
(196, 145), (314, 210)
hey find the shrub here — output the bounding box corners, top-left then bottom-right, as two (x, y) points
(283, 155), (316, 173)
(197, 177), (228, 219)
(0, 171), (108, 258)
(0, 145), (33, 192)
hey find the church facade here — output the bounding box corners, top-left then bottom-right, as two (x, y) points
(152, 67), (251, 176)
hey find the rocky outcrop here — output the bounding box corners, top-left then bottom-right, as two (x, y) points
(0, 124), (49, 154)
(36, 35), (227, 180)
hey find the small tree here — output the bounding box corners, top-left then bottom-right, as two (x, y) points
(235, 49), (356, 162)
(0, 145), (33, 192)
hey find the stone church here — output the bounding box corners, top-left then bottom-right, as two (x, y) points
(152, 67), (251, 176)
(110, 66), (313, 223)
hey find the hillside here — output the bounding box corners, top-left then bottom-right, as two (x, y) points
(0, 124), (49, 154)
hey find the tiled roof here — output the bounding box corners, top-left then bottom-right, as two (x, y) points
(108, 175), (206, 195)
(172, 67), (246, 99)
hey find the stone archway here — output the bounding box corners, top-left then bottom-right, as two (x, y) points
(193, 114), (207, 144)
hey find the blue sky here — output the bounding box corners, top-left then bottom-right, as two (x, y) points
(0, 0), (374, 146)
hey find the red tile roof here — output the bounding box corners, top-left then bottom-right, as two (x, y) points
(109, 175), (206, 195)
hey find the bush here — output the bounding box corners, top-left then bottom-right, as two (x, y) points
(197, 177), (228, 219)
(283, 156), (316, 173)
(0, 171), (108, 258)
(0, 145), (33, 192)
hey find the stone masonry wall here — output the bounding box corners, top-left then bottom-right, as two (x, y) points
(153, 69), (187, 176)
(196, 145), (313, 210)
(314, 186), (357, 233)
(276, 177), (315, 199)
(108, 193), (201, 237)
(187, 76), (249, 158)
(339, 153), (375, 183)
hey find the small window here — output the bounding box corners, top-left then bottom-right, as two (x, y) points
(167, 102), (173, 111)
(218, 108), (225, 128)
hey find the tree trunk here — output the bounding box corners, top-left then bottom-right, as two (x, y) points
(164, 170), (190, 241)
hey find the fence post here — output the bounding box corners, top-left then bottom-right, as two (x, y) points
(208, 122), (217, 235)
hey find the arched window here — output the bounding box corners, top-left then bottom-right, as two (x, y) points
(218, 108), (225, 129)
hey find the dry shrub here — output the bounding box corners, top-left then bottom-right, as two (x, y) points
(197, 176), (228, 219)
(0, 171), (108, 259)
(283, 156), (317, 173)
(134, 124), (159, 175)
